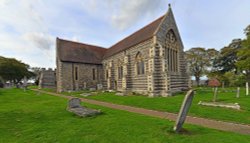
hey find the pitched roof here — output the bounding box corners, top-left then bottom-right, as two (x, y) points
(57, 15), (165, 64)
(103, 16), (164, 58)
(57, 38), (107, 64)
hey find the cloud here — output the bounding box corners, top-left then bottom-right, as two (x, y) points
(79, 0), (167, 30)
(0, 0), (46, 33)
(22, 32), (54, 50)
(0, 0), (56, 68)
(111, 0), (166, 30)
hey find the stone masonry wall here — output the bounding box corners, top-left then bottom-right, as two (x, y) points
(57, 60), (103, 92)
(155, 9), (189, 95)
(102, 39), (154, 95)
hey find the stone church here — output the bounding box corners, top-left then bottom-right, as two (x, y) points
(56, 6), (189, 97)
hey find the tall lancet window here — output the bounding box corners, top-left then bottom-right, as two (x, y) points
(117, 60), (123, 79)
(165, 29), (178, 72)
(135, 52), (145, 75)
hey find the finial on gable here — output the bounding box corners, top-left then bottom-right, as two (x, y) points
(168, 3), (171, 8)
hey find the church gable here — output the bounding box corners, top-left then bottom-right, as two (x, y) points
(154, 6), (184, 50)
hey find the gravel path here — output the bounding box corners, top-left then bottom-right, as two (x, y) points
(32, 89), (250, 135)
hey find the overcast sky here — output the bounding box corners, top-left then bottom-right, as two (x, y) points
(0, 0), (250, 68)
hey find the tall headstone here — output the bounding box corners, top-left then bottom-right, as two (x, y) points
(83, 82), (87, 89)
(173, 90), (194, 133)
(236, 87), (240, 98)
(23, 76), (27, 91)
(246, 82), (249, 96)
(213, 87), (218, 102)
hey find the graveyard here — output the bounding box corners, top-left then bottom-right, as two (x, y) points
(1, 88), (250, 143)
(1, 1), (250, 142)
(52, 87), (250, 125)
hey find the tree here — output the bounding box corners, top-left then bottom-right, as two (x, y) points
(186, 47), (212, 86)
(236, 25), (250, 82)
(213, 39), (241, 73)
(30, 67), (43, 85)
(206, 48), (219, 71)
(0, 56), (34, 84)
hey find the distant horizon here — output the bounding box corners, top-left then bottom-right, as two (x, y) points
(1, 0), (250, 68)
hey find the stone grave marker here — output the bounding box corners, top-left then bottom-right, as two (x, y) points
(68, 98), (82, 108)
(236, 87), (240, 98)
(23, 76), (27, 91)
(83, 82), (87, 89)
(173, 89), (194, 133)
(213, 87), (218, 102)
(246, 82), (249, 96)
(89, 88), (96, 91)
(97, 84), (103, 90)
(67, 98), (101, 117)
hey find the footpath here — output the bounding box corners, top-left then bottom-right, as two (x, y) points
(32, 89), (250, 135)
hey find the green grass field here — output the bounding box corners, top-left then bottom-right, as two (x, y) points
(58, 87), (250, 125)
(1, 88), (250, 143)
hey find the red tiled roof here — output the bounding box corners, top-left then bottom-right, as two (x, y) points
(57, 38), (107, 64)
(103, 16), (164, 58)
(57, 15), (165, 64)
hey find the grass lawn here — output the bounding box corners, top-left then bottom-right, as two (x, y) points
(58, 87), (250, 125)
(1, 88), (250, 143)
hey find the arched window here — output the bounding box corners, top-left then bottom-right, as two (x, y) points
(165, 29), (178, 72)
(135, 52), (145, 75)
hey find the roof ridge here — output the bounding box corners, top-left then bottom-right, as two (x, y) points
(57, 37), (107, 49)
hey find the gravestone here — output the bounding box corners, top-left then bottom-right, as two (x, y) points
(68, 98), (81, 108)
(213, 87), (218, 102)
(97, 84), (103, 90)
(236, 87), (240, 98)
(23, 76), (27, 91)
(246, 82), (249, 96)
(116, 92), (125, 96)
(173, 90), (194, 133)
(83, 82), (87, 89)
(89, 88), (96, 91)
(67, 98), (101, 117)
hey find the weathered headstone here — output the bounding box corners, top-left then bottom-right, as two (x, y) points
(116, 92), (125, 96)
(83, 82), (87, 89)
(97, 84), (103, 90)
(68, 98), (82, 108)
(23, 76), (27, 91)
(89, 88), (96, 91)
(67, 98), (101, 117)
(213, 87), (218, 102)
(173, 90), (194, 133)
(236, 87), (240, 98)
(246, 82), (249, 96)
